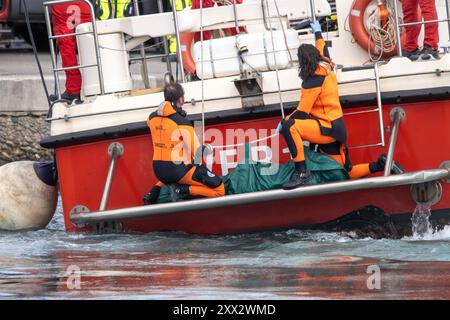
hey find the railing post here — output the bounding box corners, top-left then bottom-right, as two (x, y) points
(157, 0), (172, 75)
(374, 62), (386, 147)
(310, 0), (317, 23)
(384, 107), (405, 176)
(171, 0), (185, 82)
(44, 5), (62, 99)
(392, 0), (403, 57)
(99, 142), (124, 211)
(446, 0), (450, 47)
(43, 0), (105, 95)
(78, 0), (105, 94)
(133, 0), (150, 89)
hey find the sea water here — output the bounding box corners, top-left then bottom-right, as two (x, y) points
(0, 197), (449, 299)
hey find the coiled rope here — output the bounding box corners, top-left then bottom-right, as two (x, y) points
(367, 5), (398, 62)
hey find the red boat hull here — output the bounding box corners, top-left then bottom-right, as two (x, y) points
(55, 100), (450, 233)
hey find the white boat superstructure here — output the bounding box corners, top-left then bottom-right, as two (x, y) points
(44, 0), (450, 138)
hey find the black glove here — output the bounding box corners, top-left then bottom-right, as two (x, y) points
(143, 185), (162, 205)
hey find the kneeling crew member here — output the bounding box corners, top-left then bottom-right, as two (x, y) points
(280, 21), (403, 190)
(145, 83), (225, 203)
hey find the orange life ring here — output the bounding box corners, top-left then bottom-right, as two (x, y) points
(348, 0), (421, 58)
(180, 32), (196, 75)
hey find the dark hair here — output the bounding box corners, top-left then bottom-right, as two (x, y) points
(297, 44), (327, 81)
(164, 83), (185, 103)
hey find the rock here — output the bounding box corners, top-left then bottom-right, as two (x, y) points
(0, 161), (57, 231)
(0, 112), (52, 166)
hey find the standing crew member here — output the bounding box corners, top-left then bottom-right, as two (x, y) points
(401, 0), (440, 60)
(191, 0), (246, 42)
(144, 83), (225, 203)
(96, 0), (135, 20)
(279, 21), (403, 190)
(49, 1), (93, 102)
(167, 0), (193, 57)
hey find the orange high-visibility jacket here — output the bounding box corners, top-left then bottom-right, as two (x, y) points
(147, 101), (201, 165)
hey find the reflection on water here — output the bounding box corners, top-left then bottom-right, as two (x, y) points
(0, 198), (449, 299)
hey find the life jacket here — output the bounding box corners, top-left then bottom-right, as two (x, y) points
(96, 0), (134, 20)
(147, 101), (201, 165)
(174, 0), (192, 11)
(116, 0), (134, 18)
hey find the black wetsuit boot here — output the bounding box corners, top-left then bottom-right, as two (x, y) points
(370, 155), (405, 175)
(283, 161), (313, 190)
(168, 184), (190, 202)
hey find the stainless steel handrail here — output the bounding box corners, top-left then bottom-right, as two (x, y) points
(70, 168), (449, 226)
(392, 0), (450, 57)
(383, 108), (404, 176)
(129, 53), (177, 62)
(133, 0), (150, 89)
(45, 67), (450, 123)
(400, 17), (450, 27)
(157, 0), (173, 75)
(374, 62), (386, 147)
(310, 0), (317, 23)
(171, 0), (185, 82)
(99, 142), (123, 211)
(43, 0), (105, 98)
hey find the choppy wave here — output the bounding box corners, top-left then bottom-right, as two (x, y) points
(0, 197), (449, 299)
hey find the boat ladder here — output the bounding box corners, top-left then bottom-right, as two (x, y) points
(340, 62), (387, 150)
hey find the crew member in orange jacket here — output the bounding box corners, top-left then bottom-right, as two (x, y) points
(144, 83), (225, 203)
(49, 1), (92, 102)
(279, 21), (403, 190)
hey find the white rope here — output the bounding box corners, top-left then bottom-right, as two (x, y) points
(212, 132), (280, 149)
(210, 0), (286, 151)
(263, 0), (285, 118)
(200, 0), (206, 145)
(367, 5), (397, 62)
(272, 0), (294, 65)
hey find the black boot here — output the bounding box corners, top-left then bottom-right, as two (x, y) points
(420, 45), (440, 60)
(378, 155), (405, 175)
(168, 184), (190, 202)
(49, 91), (81, 103)
(143, 185), (162, 205)
(283, 170), (313, 190)
(402, 48), (420, 61)
(370, 154), (405, 175)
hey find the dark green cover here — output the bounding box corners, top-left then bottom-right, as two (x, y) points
(156, 144), (349, 203)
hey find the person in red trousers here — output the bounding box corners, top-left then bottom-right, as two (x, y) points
(192, 0), (246, 42)
(50, 1), (93, 102)
(401, 0), (440, 60)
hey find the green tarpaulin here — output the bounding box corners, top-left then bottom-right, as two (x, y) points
(156, 144), (349, 203)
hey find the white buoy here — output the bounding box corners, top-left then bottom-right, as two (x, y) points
(0, 161), (57, 231)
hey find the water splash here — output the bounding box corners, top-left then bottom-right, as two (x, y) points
(411, 203), (432, 239)
(409, 203), (450, 241)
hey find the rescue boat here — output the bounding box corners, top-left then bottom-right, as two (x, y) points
(39, 0), (450, 235)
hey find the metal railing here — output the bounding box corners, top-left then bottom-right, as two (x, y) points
(132, 0), (150, 89)
(127, 0), (184, 82)
(157, 0), (173, 75)
(341, 62), (386, 149)
(44, 0), (105, 98)
(70, 167), (449, 226)
(392, 0), (450, 57)
(384, 107), (405, 176)
(99, 142), (123, 211)
(45, 65), (450, 123)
